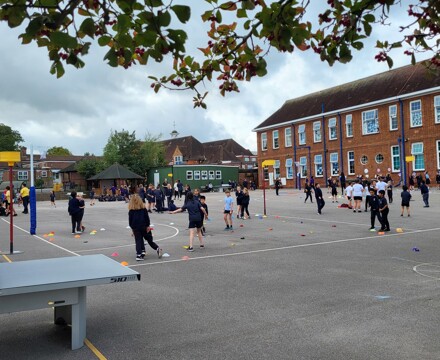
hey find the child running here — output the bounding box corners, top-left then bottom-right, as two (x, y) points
(128, 194), (163, 261)
(223, 190), (234, 230)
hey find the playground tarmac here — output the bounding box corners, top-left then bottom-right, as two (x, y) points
(1, 188), (440, 360)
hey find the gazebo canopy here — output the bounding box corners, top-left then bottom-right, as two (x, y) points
(88, 163), (143, 180)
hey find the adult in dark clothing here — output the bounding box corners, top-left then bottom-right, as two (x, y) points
(68, 191), (82, 234)
(274, 178), (281, 196)
(170, 192), (207, 252)
(378, 190), (390, 231)
(339, 172), (346, 193)
(304, 183), (313, 203)
(368, 189), (382, 231)
(314, 183), (325, 214)
(129, 194), (162, 261)
(420, 181), (430, 207)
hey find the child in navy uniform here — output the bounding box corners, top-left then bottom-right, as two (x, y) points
(378, 190), (390, 231)
(386, 180), (393, 204)
(368, 188), (381, 231)
(400, 185), (411, 217)
(200, 195), (208, 235)
(331, 180), (338, 203)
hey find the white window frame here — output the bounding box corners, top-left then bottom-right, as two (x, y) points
(208, 170), (215, 180)
(314, 154), (323, 177)
(261, 132), (267, 151)
(41, 170), (48, 178)
(174, 155), (183, 165)
(347, 151), (355, 175)
(313, 121), (322, 143)
(391, 145), (401, 172)
(411, 142), (425, 171)
(215, 170), (222, 180)
(273, 159), (281, 179)
(330, 152), (339, 176)
(410, 100), (422, 127)
(285, 127), (292, 147)
(299, 156), (307, 178)
(201, 171), (208, 180)
(17, 171), (28, 181)
(389, 105), (398, 131)
(286, 158), (293, 179)
(298, 124), (306, 145)
(273, 130), (279, 149)
(435, 96), (440, 124)
(345, 115), (353, 138)
(362, 109), (379, 135)
(186, 171), (193, 181)
(328, 118), (337, 140)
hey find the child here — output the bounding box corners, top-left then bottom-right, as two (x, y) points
(235, 186), (244, 219)
(345, 182), (353, 209)
(223, 190), (234, 230)
(386, 180), (393, 204)
(50, 191), (56, 208)
(170, 192), (207, 252)
(200, 195), (209, 235)
(420, 180), (430, 207)
(400, 185), (411, 217)
(378, 190), (390, 231)
(304, 182), (313, 203)
(315, 183), (325, 215)
(241, 187), (251, 219)
(129, 194), (163, 261)
(89, 187), (95, 206)
(331, 180), (338, 203)
(146, 184), (155, 212)
(368, 189), (381, 231)
(78, 194), (86, 232)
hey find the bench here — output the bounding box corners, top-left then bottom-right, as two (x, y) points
(0, 254), (140, 350)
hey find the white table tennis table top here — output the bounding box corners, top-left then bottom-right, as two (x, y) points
(0, 254), (140, 296)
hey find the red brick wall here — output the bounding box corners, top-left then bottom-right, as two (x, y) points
(257, 92), (440, 188)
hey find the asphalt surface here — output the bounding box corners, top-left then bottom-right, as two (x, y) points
(1, 187), (440, 360)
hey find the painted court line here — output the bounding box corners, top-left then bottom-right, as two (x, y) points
(130, 226), (440, 268)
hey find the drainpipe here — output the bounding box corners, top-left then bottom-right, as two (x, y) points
(292, 124), (298, 189)
(322, 103), (328, 183)
(338, 112), (344, 174)
(399, 99), (407, 186)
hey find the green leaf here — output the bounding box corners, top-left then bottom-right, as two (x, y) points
(117, 14), (131, 33)
(237, 9), (248, 18)
(157, 10), (171, 27)
(104, 49), (118, 67)
(116, 34), (133, 47)
(386, 56), (393, 68)
(79, 17), (95, 37)
(50, 31), (78, 48)
(134, 31), (157, 46)
(98, 35), (112, 46)
(363, 14), (375, 23)
(25, 17), (43, 37)
(145, 0), (163, 6)
(171, 5), (191, 24)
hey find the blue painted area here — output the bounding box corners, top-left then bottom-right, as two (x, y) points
(30, 186), (37, 235)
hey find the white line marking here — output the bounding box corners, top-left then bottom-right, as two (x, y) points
(130, 226), (440, 268)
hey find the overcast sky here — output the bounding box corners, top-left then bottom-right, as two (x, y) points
(0, 1), (414, 156)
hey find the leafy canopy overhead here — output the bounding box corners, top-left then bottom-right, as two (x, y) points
(46, 146), (72, 156)
(1, 0), (439, 107)
(0, 123), (24, 151)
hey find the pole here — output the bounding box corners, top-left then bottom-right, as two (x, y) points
(9, 165), (14, 254)
(30, 144), (37, 234)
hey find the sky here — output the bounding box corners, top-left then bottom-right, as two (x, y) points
(0, 1), (415, 156)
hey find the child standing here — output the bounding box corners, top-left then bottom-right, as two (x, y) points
(378, 190), (390, 231)
(241, 187), (251, 219)
(368, 189), (381, 231)
(400, 185), (411, 217)
(223, 190), (234, 230)
(304, 182), (313, 203)
(50, 191), (56, 208)
(345, 182), (353, 209)
(315, 183), (325, 215)
(235, 186), (244, 219)
(200, 195), (209, 235)
(331, 180), (338, 203)
(386, 180), (393, 204)
(129, 194), (163, 261)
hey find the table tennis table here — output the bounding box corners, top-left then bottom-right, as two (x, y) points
(0, 254), (140, 350)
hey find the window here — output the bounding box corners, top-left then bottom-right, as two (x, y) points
(261, 132), (267, 150)
(215, 170), (222, 180)
(411, 142), (425, 171)
(263, 167), (269, 180)
(41, 170), (48, 178)
(410, 100), (422, 127)
(391, 145), (400, 172)
(346, 115), (353, 137)
(174, 155), (183, 165)
(313, 121), (321, 142)
(244, 157), (249, 162)
(193, 170), (201, 180)
(435, 96), (440, 124)
(375, 154), (384, 164)
(389, 105), (398, 131)
(299, 156), (307, 178)
(274, 160), (280, 179)
(285, 127), (292, 147)
(273, 130), (279, 149)
(347, 151), (355, 175)
(328, 118), (337, 140)
(360, 155), (368, 165)
(186, 171), (193, 180)
(201, 171), (208, 180)
(314, 154), (323, 177)
(362, 109), (379, 134)
(437, 140), (440, 169)
(208, 170), (215, 180)
(17, 171), (28, 181)
(286, 158), (293, 179)
(330, 152), (339, 176)
(298, 124), (306, 145)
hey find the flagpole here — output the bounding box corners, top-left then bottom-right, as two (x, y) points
(30, 145), (37, 235)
